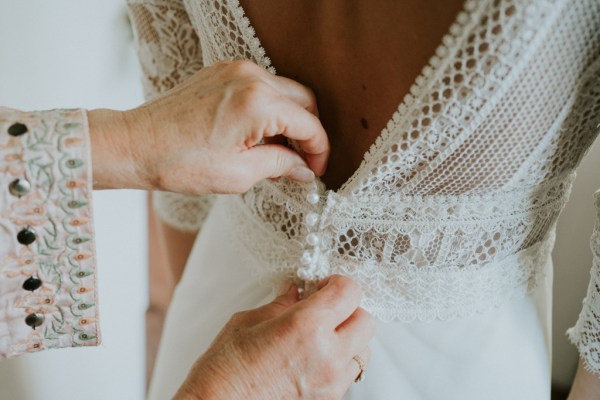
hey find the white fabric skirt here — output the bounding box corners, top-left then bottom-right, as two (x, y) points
(148, 199), (552, 400)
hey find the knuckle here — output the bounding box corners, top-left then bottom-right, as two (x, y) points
(229, 59), (262, 75)
(330, 275), (362, 300)
(236, 80), (272, 113)
(229, 310), (247, 325)
(306, 86), (317, 103)
(304, 86), (318, 110)
(244, 78), (269, 94)
(288, 307), (326, 337)
(214, 60), (233, 69)
(288, 307), (311, 329)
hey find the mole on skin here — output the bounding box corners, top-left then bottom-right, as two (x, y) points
(360, 117), (369, 130)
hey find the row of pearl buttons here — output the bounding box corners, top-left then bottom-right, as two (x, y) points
(297, 181), (322, 284)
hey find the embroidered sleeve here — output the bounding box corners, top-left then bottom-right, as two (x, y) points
(567, 189), (600, 376)
(127, 0), (214, 232)
(0, 107), (99, 358)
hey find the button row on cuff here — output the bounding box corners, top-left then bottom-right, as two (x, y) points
(7, 122), (46, 331)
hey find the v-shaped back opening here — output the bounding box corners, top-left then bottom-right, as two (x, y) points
(228, 0), (478, 195)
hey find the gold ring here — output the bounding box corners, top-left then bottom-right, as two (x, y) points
(352, 355), (366, 383)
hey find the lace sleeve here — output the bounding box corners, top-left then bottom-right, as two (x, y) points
(126, 0), (214, 232)
(568, 189), (600, 375)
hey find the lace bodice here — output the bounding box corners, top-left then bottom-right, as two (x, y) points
(127, 0), (600, 374)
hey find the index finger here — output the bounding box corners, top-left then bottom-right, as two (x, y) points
(268, 75), (320, 117)
(262, 75), (330, 175)
(269, 100), (330, 176)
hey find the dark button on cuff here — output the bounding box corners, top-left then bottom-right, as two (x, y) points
(9, 178), (31, 197)
(17, 228), (36, 245)
(25, 313), (44, 330)
(7, 123), (28, 136)
(23, 276), (42, 291)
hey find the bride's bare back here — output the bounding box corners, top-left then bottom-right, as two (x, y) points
(240, 0), (466, 190)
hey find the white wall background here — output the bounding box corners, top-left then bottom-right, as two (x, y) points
(0, 1), (148, 399)
(0, 0), (598, 397)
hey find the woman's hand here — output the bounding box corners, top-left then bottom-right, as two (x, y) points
(174, 275), (376, 400)
(89, 60), (329, 194)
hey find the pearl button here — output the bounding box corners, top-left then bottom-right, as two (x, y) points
(307, 232), (320, 246)
(301, 250), (313, 265)
(9, 178), (31, 197)
(307, 192), (320, 205)
(297, 268), (312, 281)
(305, 212), (319, 227)
(25, 313), (44, 329)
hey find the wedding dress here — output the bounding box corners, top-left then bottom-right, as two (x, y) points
(125, 0), (600, 398)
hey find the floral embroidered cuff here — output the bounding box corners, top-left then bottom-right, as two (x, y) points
(0, 107), (100, 358)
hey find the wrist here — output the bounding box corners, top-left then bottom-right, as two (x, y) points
(88, 108), (149, 190)
(174, 361), (240, 400)
(176, 346), (268, 400)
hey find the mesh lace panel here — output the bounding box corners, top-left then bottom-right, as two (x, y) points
(187, 0), (600, 340)
(347, 0), (600, 197)
(130, 0), (600, 372)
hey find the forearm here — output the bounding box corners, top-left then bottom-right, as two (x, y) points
(173, 351), (255, 400)
(569, 358), (600, 400)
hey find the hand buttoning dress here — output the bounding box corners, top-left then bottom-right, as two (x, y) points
(125, 0), (600, 398)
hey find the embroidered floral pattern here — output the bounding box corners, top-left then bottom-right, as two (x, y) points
(0, 107), (99, 358)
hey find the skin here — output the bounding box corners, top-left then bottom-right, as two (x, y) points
(240, 0), (466, 190)
(86, 60), (380, 397)
(155, 0), (599, 396)
(174, 275), (375, 400)
(88, 60), (330, 193)
(90, 59), (332, 285)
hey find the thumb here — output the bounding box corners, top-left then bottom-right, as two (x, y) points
(267, 283), (300, 315)
(243, 284), (300, 325)
(244, 144), (316, 184)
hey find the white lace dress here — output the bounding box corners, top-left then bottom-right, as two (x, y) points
(126, 0), (600, 398)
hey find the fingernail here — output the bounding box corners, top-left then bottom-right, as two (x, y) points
(288, 166), (315, 183)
